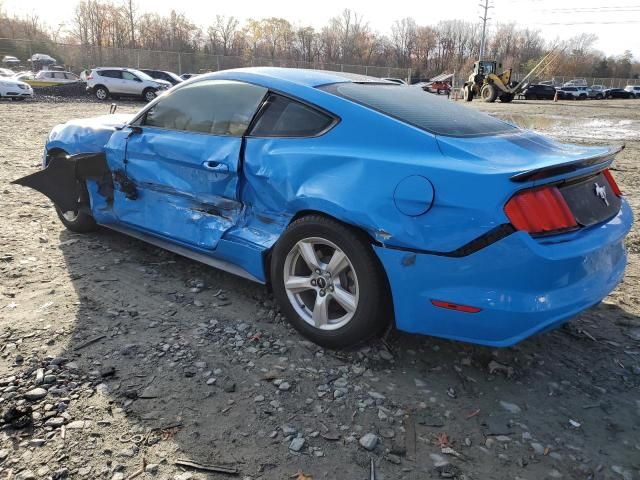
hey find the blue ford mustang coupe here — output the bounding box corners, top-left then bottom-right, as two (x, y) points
(15, 68), (632, 348)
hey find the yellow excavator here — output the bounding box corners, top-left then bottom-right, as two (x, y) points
(462, 47), (562, 103)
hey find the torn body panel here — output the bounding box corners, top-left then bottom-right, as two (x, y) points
(12, 152), (111, 213)
(107, 126), (244, 250)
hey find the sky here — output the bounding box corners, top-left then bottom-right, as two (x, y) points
(3, 0), (639, 58)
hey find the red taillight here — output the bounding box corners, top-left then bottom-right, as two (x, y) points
(603, 169), (622, 197)
(505, 186), (577, 234)
(431, 300), (482, 314)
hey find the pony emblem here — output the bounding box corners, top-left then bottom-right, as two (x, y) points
(594, 182), (609, 206)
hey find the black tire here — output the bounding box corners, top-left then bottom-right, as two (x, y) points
(481, 83), (498, 103)
(463, 85), (473, 102)
(55, 202), (97, 233)
(94, 86), (109, 101)
(143, 88), (157, 102)
(271, 215), (391, 349)
(45, 152), (98, 233)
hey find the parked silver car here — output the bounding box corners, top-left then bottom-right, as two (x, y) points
(624, 85), (640, 98)
(86, 67), (171, 102)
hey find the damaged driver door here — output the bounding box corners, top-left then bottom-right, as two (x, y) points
(113, 80), (268, 250)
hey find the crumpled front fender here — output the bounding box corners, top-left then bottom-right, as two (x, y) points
(12, 152), (111, 213)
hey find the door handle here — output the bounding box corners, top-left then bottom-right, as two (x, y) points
(202, 161), (229, 173)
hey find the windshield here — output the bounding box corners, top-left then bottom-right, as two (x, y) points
(320, 83), (517, 137)
(166, 71), (182, 82)
(129, 69), (155, 81)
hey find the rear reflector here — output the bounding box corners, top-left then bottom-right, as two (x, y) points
(431, 299), (482, 314)
(603, 169), (622, 196)
(505, 186), (577, 234)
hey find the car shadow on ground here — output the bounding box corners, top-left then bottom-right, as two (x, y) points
(54, 226), (640, 479)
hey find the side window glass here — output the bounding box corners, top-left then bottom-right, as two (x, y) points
(122, 71), (137, 81)
(143, 80), (267, 136)
(101, 70), (121, 79)
(250, 94), (334, 137)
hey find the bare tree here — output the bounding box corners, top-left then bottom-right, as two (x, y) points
(124, 0), (136, 47)
(2, 0), (637, 81)
(391, 18), (417, 68)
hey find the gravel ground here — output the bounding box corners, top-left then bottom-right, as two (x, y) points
(0, 98), (639, 480)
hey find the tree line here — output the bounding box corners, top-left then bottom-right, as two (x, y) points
(0, 0), (638, 80)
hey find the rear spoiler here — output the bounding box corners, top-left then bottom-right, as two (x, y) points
(510, 144), (624, 183)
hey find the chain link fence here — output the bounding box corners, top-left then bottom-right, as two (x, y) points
(0, 38), (411, 80)
(2, 37), (637, 88)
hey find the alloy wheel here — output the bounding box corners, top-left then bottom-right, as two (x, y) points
(62, 211), (79, 222)
(283, 237), (359, 331)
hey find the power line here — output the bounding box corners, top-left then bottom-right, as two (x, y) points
(541, 8), (640, 14)
(546, 6), (640, 12)
(532, 20), (640, 25)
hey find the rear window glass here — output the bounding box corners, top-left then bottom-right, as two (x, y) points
(250, 94), (334, 137)
(320, 83), (516, 137)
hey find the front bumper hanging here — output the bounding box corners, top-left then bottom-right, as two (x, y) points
(12, 152), (111, 213)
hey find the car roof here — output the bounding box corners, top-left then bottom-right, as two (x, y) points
(199, 67), (391, 88)
(94, 67), (138, 71)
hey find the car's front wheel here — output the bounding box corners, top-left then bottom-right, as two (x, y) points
(143, 88), (157, 102)
(45, 152), (98, 233)
(271, 215), (390, 349)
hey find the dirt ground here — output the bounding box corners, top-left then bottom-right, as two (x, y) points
(0, 97), (639, 480)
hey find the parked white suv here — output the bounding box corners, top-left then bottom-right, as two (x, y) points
(624, 85), (640, 98)
(86, 67), (171, 102)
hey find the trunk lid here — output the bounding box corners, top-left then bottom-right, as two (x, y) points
(436, 130), (620, 186)
(436, 130), (624, 235)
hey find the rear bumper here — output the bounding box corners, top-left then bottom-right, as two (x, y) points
(375, 199), (633, 346)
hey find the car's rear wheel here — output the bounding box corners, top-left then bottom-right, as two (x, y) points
(95, 86), (109, 100)
(271, 215), (390, 349)
(143, 88), (157, 102)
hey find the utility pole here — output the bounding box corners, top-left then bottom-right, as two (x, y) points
(479, 0), (493, 61)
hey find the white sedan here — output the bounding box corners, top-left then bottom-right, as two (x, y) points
(0, 77), (33, 101)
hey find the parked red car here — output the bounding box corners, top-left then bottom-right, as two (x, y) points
(415, 81), (451, 94)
